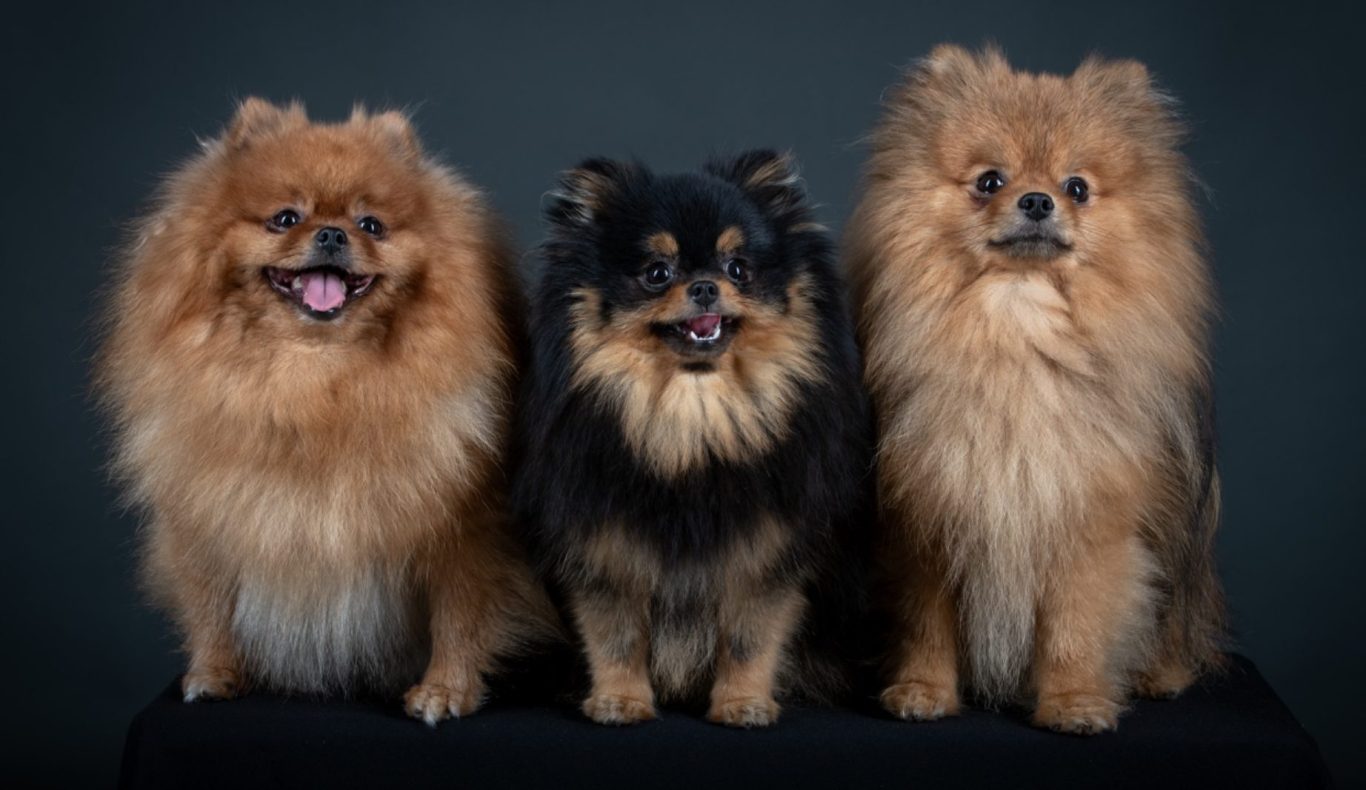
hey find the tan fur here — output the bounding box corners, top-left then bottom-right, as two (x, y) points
(645, 231), (680, 258)
(554, 167), (619, 225)
(716, 226), (745, 256)
(97, 99), (557, 719)
(571, 527), (658, 725)
(566, 275), (825, 478)
(880, 550), (961, 721)
(742, 154), (800, 192)
(708, 523), (805, 727)
(846, 47), (1222, 731)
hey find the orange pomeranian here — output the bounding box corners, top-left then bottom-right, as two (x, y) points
(97, 98), (557, 723)
(846, 46), (1225, 733)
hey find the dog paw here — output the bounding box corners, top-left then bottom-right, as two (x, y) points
(881, 681), (960, 721)
(1033, 693), (1121, 734)
(582, 693), (656, 725)
(404, 680), (486, 726)
(707, 696), (780, 728)
(182, 667), (243, 703)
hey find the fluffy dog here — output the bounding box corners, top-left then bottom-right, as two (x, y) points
(516, 151), (871, 727)
(845, 46), (1225, 733)
(98, 98), (556, 722)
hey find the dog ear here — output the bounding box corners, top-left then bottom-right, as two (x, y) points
(1073, 56), (1183, 139)
(923, 43), (986, 77)
(351, 105), (422, 159)
(546, 158), (637, 228)
(704, 149), (806, 222)
(1074, 56), (1153, 98)
(909, 43), (1009, 93)
(225, 97), (306, 149)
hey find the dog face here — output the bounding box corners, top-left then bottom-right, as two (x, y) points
(876, 45), (1191, 284)
(546, 151), (819, 374)
(537, 151), (832, 476)
(148, 98), (466, 347)
(102, 96), (519, 461)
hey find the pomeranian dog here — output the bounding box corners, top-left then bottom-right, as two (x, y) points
(515, 151), (870, 727)
(97, 98), (557, 722)
(845, 46), (1224, 733)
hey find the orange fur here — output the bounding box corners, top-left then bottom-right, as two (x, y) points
(847, 46), (1224, 732)
(96, 99), (557, 720)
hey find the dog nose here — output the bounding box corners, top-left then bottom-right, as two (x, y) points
(688, 280), (719, 307)
(1018, 193), (1054, 222)
(315, 227), (348, 253)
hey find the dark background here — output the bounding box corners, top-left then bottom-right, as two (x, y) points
(4, 0), (1361, 786)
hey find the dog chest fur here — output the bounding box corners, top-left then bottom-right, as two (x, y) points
(887, 273), (1160, 696)
(132, 387), (498, 694)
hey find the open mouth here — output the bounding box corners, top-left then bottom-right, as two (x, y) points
(988, 233), (1072, 258)
(652, 313), (739, 356)
(263, 266), (377, 321)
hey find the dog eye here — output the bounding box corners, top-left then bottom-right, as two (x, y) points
(725, 259), (751, 285)
(267, 209), (301, 232)
(642, 262), (674, 290)
(357, 216), (385, 237)
(975, 171), (1006, 195)
(1064, 177), (1090, 203)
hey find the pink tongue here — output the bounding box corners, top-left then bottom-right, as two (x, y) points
(685, 314), (721, 336)
(301, 270), (346, 312)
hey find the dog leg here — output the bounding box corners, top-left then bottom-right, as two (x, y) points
(1032, 529), (1150, 734)
(574, 586), (656, 725)
(708, 584), (804, 728)
(405, 518), (517, 725)
(881, 550), (961, 721)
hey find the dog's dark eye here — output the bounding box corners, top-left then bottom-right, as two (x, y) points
(357, 216), (385, 237)
(267, 209), (301, 232)
(975, 171), (1006, 195)
(725, 259), (751, 285)
(1064, 177), (1090, 203)
(642, 262), (674, 290)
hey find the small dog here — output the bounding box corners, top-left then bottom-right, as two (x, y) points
(516, 151), (871, 727)
(98, 98), (557, 722)
(846, 46), (1225, 733)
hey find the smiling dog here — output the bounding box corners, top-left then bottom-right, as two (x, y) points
(516, 152), (871, 727)
(98, 99), (557, 722)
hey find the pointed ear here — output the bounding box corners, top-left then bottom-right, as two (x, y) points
(352, 106), (422, 159)
(704, 149), (805, 220)
(225, 97), (306, 149)
(546, 158), (637, 228)
(1072, 56), (1181, 134)
(914, 43), (1008, 86)
(922, 43), (977, 78)
(1073, 56), (1178, 114)
(1074, 56), (1155, 99)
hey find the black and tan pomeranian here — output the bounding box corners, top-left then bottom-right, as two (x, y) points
(515, 151), (871, 727)
(846, 45), (1225, 733)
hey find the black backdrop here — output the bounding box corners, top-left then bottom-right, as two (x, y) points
(4, 1), (1362, 785)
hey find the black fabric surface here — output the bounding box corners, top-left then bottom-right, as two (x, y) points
(118, 654), (1327, 789)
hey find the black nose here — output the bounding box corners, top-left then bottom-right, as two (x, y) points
(1018, 193), (1054, 222)
(315, 226), (348, 253)
(688, 280), (719, 307)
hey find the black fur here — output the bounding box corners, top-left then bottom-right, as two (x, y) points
(513, 151), (873, 705)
